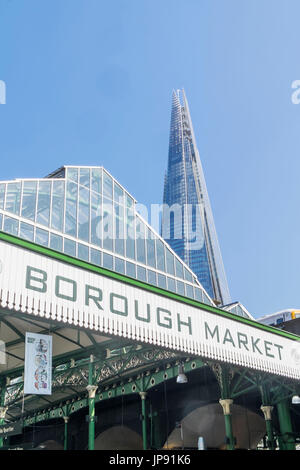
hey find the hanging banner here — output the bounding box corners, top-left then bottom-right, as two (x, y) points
(24, 332), (52, 395)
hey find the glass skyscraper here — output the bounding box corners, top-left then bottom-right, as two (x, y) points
(162, 89), (231, 305)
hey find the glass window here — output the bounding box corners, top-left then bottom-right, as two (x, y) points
(184, 267), (193, 283)
(20, 222), (34, 241)
(50, 233), (63, 251)
(126, 261), (136, 278)
(175, 258), (184, 279)
(67, 167), (78, 183)
(65, 181), (78, 237)
(21, 181), (37, 221)
(136, 218), (146, 264)
(114, 182), (124, 205)
(115, 257), (125, 274)
(125, 208), (135, 260)
(64, 238), (76, 257)
(166, 249), (175, 275)
(0, 214), (3, 230)
(79, 168), (90, 188)
(194, 288), (203, 302)
(185, 284), (194, 299)
(103, 253), (113, 270)
(3, 216), (19, 236)
(51, 181), (65, 232)
(91, 168), (102, 194)
(36, 181), (51, 227)
(90, 248), (102, 266)
(126, 194), (134, 209)
(0, 184), (5, 210)
(147, 270), (157, 286)
(78, 243), (89, 261)
(202, 292), (212, 305)
(176, 280), (185, 296)
(167, 277), (176, 292)
(137, 266), (146, 282)
(146, 229), (156, 268)
(35, 227), (49, 246)
(103, 171), (113, 199)
(114, 202), (124, 255)
(78, 186), (90, 242)
(102, 198), (113, 251)
(157, 274), (167, 289)
(5, 182), (21, 215)
(156, 239), (165, 272)
(91, 192), (102, 247)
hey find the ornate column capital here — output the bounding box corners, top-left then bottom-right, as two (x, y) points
(63, 416), (69, 424)
(139, 391), (147, 400)
(86, 385), (98, 399)
(260, 405), (273, 421)
(0, 406), (7, 420)
(219, 398), (233, 416)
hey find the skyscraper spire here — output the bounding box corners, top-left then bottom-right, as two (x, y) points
(161, 89), (231, 305)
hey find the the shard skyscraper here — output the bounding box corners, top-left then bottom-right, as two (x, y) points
(161, 89), (231, 305)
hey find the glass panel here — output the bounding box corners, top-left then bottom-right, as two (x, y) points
(194, 288), (203, 302)
(0, 184), (5, 209)
(64, 238), (76, 257)
(0, 214), (3, 229)
(167, 277), (176, 292)
(126, 194), (134, 209)
(103, 171), (113, 199)
(185, 284), (194, 299)
(103, 253), (113, 270)
(78, 243), (89, 261)
(50, 233), (63, 251)
(80, 168), (90, 188)
(125, 208), (135, 260)
(102, 198), (113, 251)
(20, 222), (34, 241)
(166, 249), (175, 275)
(184, 267), (193, 283)
(156, 239), (165, 272)
(202, 291), (212, 305)
(126, 261), (136, 278)
(78, 186), (90, 242)
(90, 248), (102, 266)
(157, 274), (167, 289)
(36, 181), (51, 227)
(114, 202), (124, 255)
(136, 218), (146, 264)
(175, 258), (184, 279)
(91, 168), (102, 194)
(176, 280), (185, 296)
(147, 270), (157, 286)
(114, 182), (124, 205)
(5, 182), (21, 215)
(146, 229), (156, 268)
(35, 227), (49, 246)
(67, 167), (78, 183)
(91, 192), (102, 247)
(65, 181), (78, 237)
(3, 216), (19, 236)
(137, 266), (146, 282)
(51, 181), (65, 232)
(21, 181), (37, 221)
(115, 257), (125, 274)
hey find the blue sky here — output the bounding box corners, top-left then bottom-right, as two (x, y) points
(0, 0), (300, 318)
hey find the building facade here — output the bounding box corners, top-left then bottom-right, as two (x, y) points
(162, 90), (230, 306)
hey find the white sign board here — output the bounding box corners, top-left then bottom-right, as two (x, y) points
(24, 332), (52, 395)
(0, 239), (299, 380)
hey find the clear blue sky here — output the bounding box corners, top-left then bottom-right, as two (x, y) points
(0, 0), (300, 318)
